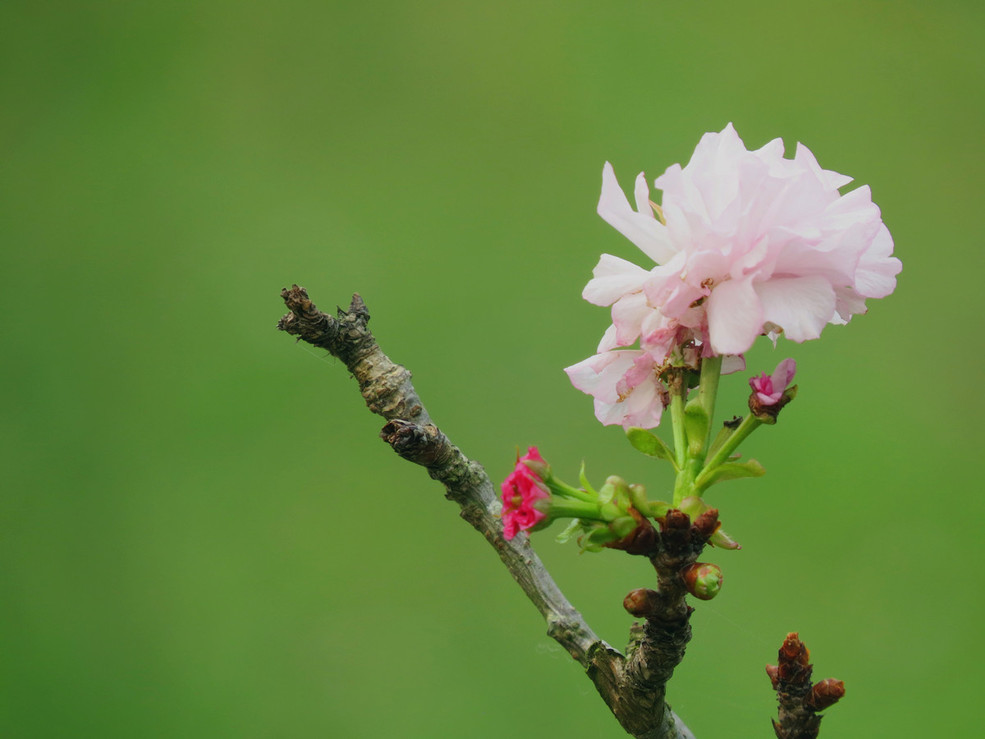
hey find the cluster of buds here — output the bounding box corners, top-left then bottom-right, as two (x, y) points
(500, 447), (661, 552)
(501, 358), (801, 604)
(767, 633), (845, 738)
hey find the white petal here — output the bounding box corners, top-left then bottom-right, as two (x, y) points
(634, 172), (654, 218)
(611, 291), (651, 347)
(720, 354), (746, 374)
(854, 225), (901, 298)
(706, 277), (764, 355)
(598, 162), (677, 264)
(582, 253), (649, 306)
(755, 276), (836, 342)
(596, 324), (620, 352)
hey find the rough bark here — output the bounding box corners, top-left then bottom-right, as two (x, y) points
(277, 285), (696, 738)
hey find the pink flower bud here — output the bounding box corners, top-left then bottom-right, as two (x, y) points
(500, 447), (550, 540)
(749, 358), (797, 422)
(749, 358), (796, 405)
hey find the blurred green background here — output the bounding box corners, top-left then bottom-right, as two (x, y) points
(2, 1), (982, 736)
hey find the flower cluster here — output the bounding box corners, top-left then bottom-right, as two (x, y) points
(566, 124), (901, 429)
(500, 447), (550, 540)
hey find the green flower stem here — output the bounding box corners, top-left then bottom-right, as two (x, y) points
(667, 369), (688, 470)
(693, 413), (763, 491)
(545, 478), (598, 503)
(673, 457), (701, 506)
(669, 357), (724, 505)
(535, 498), (611, 522)
(692, 355), (722, 460)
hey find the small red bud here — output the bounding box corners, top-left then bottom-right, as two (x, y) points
(623, 588), (661, 617)
(808, 678), (845, 711)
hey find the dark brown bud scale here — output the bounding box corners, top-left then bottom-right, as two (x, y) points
(604, 508), (658, 556)
(663, 509), (691, 530)
(691, 508), (720, 540)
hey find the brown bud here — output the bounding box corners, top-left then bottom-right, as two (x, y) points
(604, 507), (658, 555)
(663, 508), (691, 531)
(808, 679), (846, 711)
(623, 588), (662, 617)
(780, 632), (810, 664)
(776, 633), (812, 685)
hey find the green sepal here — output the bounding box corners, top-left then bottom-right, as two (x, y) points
(645, 500), (672, 519)
(628, 483), (649, 514)
(579, 524), (619, 553)
(626, 427), (679, 470)
(709, 526), (741, 550)
(611, 515), (639, 539)
(578, 461), (597, 497)
(555, 519), (582, 544)
(598, 478), (615, 505)
(695, 459), (766, 492)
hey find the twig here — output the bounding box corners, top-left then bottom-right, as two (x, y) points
(277, 285), (695, 738)
(766, 633), (845, 739)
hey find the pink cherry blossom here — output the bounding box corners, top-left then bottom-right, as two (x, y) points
(587, 124), (901, 361)
(567, 125), (900, 428)
(501, 447), (551, 540)
(749, 358), (797, 406)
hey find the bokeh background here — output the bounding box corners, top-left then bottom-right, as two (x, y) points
(3, 1), (982, 736)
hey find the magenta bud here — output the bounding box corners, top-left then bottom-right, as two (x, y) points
(682, 562), (723, 600)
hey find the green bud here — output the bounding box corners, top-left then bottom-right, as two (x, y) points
(599, 475), (629, 506)
(628, 483), (649, 514)
(610, 515), (638, 540)
(645, 500), (672, 520)
(682, 562), (724, 600)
